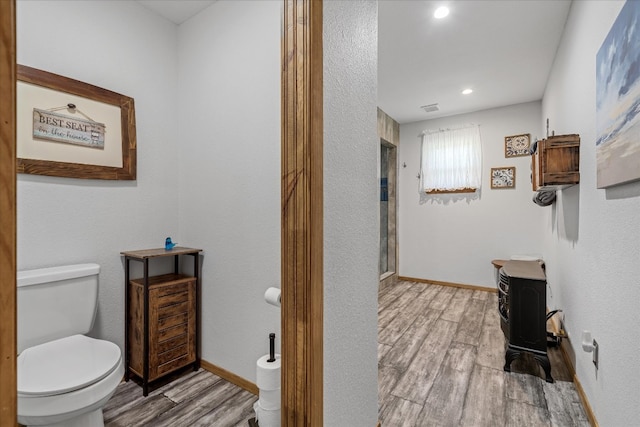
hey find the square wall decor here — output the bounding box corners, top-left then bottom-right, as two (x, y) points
(491, 167), (515, 189)
(505, 133), (530, 157)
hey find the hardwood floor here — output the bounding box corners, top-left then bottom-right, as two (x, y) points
(104, 280), (588, 426)
(104, 369), (257, 426)
(378, 280), (590, 427)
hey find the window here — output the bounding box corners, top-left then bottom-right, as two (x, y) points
(419, 124), (482, 193)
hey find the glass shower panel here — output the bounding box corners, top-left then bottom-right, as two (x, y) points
(380, 144), (390, 275)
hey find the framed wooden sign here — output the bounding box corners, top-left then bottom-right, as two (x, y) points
(491, 166), (516, 189)
(504, 133), (530, 157)
(17, 65), (136, 180)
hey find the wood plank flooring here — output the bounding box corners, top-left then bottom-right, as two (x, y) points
(103, 369), (257, 427)
(379, 280), (590, 427)
(104, 280), (589, 426)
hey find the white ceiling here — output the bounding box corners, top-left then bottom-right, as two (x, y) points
(379, 1), (572, 123)
(137, 0), (217, 24)
(138, 0), (572, 124)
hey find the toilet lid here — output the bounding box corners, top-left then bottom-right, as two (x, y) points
(18, 334), (121, 396)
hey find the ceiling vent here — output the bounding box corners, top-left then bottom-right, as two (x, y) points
(420, 103), (440, 113)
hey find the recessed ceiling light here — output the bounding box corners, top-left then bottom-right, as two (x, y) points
(462, 88), (473, 95)
(434, 6), (450, 19)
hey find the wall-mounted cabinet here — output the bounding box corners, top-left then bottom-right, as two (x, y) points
(531, 134), (580, 191)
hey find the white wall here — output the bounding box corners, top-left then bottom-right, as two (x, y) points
(542, 1), (640, 424)
(18, 0), (281, 388)
(324, 1), (379, 425)
(399, 101), (544, 288)
(16, 0), (180, 349)
(177, 1), (281, 382)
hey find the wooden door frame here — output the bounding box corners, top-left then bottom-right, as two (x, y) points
(0, 0), (323, 424)
(281, 0), (323, 425)
(0, 0), (17, 423)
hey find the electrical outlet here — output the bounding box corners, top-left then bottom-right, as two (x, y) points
(592, 339), (599, 369)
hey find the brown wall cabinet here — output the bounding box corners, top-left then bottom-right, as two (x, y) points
(122, 247), (202, 396)
(531, 134), (580, 191)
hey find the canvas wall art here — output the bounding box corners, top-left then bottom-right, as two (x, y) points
(596, 0), (640, 188)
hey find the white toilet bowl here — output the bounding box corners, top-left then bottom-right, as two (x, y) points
(17, 264), (124, 427)
(18, 335), (124, 427)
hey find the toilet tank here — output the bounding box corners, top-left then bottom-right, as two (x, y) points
(17, 263), (100, 353)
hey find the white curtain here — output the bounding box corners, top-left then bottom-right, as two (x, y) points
(420, 124), (482, 192)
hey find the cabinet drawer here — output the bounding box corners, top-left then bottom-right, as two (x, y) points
(158, 333), (188, 353)
(158, 312), (188, 330)
(154, 280), (193, 298)
(158, 323), (188, 342)
(158, 301), (189, 319)
(158, 344), (189, 365)
(130, 274), (194, 290)
(156, 290), (189, 308)
(157, 354), (195, 378)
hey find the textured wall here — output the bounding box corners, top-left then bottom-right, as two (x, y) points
(323, 1), (380, 424)
(399, 101), (544, 288)
(16, 0), (180, 349)
(177, 0), (281, 382)
(541, 1), (640, 424)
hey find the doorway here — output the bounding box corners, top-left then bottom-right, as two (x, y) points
(378, 109), (400, 288)
(0, 0), (322, 424)
(380, 141), (395, 278)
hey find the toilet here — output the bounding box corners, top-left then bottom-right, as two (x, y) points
(17, 263), (124, 427)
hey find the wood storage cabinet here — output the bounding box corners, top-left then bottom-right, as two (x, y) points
(531, 134), (580, 190)
(128, 274), (196, 383)
(122, 247), (201, 396)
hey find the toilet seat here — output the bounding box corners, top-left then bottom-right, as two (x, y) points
(18, 334), (121, 397)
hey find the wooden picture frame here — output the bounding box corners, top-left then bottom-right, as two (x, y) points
(491, 166), (516, 189)
(17, 65), (136, 180)
(504, 133), (530, 157)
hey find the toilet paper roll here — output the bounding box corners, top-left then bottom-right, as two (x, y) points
(256, 353), (281, 390)
(264, 287), (281, 307)
(256, 404), (281, 427)
(259, 388), (281, 410)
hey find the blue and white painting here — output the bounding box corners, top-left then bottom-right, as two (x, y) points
(596, 0), (640, 188)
